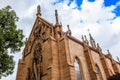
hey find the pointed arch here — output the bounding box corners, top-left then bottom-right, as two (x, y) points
(74, 57), (83, 80)
(33, 43), (42, 80)
(95, 64), (103, 80)
(29, 42), (43, 80)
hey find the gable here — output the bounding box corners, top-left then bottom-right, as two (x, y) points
(23, 16), (55, 57)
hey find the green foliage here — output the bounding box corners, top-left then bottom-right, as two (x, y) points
(0, 6), (24, 78)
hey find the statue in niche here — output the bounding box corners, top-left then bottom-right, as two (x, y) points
(32, 44), (42, 80)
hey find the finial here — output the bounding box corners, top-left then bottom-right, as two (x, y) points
(107, 50), (110, 54)
(117, 56), (120, 62)
(36, 5), (41, 16)
(88, 30), (93, 40)
(107, 50), (112, 58)
(84, 35), (89, 45)
(88, 29), (93, 40)
(88, 29), (96, 48)
(82, 35), (84, 41)
(97, 43), (100, 48)
(67, 25), (71, 36)
(97, 43), (102, 52)
(55, 9), (59, 25)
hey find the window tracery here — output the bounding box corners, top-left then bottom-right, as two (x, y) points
(74, 59), (82, 80)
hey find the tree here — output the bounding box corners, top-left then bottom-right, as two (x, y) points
(0, 6), (24, 78)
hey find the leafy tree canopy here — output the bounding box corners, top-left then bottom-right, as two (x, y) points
(0, 6), (24, 78)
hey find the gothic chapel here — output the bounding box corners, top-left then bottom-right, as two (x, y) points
(16, 5), (120, 80)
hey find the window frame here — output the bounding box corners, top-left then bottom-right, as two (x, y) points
(74, 57), (83, 80)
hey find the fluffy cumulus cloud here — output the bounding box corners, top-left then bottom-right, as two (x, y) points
(0, 0), (120, 80)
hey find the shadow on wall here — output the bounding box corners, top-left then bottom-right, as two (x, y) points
(108, 73), (120, 80)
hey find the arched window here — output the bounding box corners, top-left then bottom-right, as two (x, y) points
(95, 64), (103, 80)
(74, 59), (82, 80)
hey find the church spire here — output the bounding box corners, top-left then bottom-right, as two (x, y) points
(36, 5), (41, 16)
(55, 9), (59, 25)
(54, 10), (63, 40)
(88, 29), (96, 48)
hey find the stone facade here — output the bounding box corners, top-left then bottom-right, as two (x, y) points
(16, 5), (120, 80)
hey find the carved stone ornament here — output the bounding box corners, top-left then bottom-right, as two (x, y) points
(34, 44), (42, 62)
(34, 26), (41, 37)
(30, 43), (42, 80)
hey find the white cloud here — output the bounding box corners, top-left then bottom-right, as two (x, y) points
(20, 5), (36, 18)
(111, 17), (120, 34)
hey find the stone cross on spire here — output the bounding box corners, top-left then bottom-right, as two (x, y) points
(36, 5), (41, 16)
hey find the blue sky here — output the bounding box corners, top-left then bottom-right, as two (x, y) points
(103, 0), (120, 16)
(0, 0), (120, 80)
(104, 0), (119, 6)
(53, 0), (120, 16)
